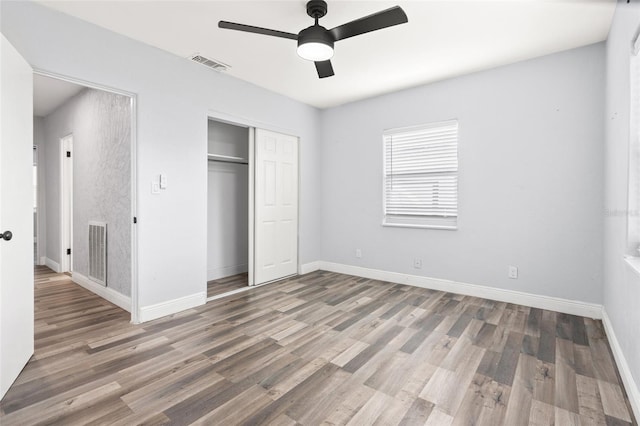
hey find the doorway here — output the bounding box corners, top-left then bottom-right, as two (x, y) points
(207, 119), (250, 298)
(33, 72), (138, 322)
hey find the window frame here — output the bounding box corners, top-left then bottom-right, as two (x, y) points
(382, 119), (459, 230)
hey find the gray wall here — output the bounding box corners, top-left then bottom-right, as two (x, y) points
(207, 120), (249, 280)
(0, 1), (322, 308)
(604, 0), (640, 397)
(320, 42), (605, 304)
(42, 88), (132, 296)
(208, 119), (249, 159)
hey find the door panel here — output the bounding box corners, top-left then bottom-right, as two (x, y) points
(0, 35), (34, 400)
(254, 129), (298, 285)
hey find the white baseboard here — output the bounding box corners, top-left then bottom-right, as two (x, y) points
(601, 308), (640, 421)
(207, 286), (254, 302)
(139, 292), (206, 323)
(300, 261), (322, 275)
(72, 272), (131, 312)
(37, 256), (46, 266)
(319, 262), (603, 319)
(44, 257), (61, 273)
(207, 264), (248, 281)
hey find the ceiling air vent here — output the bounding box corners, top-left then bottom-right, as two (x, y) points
(189, 54), (230, 72)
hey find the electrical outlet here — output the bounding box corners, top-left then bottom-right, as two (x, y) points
(508, 265), (518, 279)
(355, 249), (362, 258)
(151, 182), (160, 194)
(413, 258), (422, 269)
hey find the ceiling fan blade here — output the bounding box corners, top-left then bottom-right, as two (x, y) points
(218, 21), (298, 40)
(315, 60), (334, 78)
(329, 6), (408, 41)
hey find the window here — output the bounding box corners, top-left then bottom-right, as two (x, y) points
(383, 120), (458, 229)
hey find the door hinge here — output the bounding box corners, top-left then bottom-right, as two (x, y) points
(67, 248), (71, 255)
(133, 217), (137, 224)
(66, 151), (71, 158)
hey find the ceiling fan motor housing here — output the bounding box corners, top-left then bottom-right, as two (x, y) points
(307, 0), (328, 19)
(298, 0), (334, 61)
(297, 25), (334, 51)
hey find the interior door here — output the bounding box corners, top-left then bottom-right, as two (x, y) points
(254, 129), (298, 285)
(0, 35), (34, 400)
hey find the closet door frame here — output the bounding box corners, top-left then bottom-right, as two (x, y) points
(248, 127), (255, 286)
(206, 111), (300, 288)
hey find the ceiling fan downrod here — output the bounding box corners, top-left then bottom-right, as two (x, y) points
(307, 0), (328, 23)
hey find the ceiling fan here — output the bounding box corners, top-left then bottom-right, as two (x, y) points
(218, 0), (408, 79)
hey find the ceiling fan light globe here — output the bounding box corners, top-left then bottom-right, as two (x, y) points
(297, 42), (333, 61)
(297, 25), (334, 61)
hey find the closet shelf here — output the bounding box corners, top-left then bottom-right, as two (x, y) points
(207, 153), (249, 165)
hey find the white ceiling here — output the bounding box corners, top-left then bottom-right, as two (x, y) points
(33, 74), (84, 117)
(37, 1), (616, 109)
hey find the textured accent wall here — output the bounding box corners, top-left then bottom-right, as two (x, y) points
(43, 88), (131, 296)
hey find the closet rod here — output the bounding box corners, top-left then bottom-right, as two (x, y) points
(207, 154), (249, 165)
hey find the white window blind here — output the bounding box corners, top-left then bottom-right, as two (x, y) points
(383, 120), (458, 229)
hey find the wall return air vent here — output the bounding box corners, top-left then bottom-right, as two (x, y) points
(189, 54), (230, 72)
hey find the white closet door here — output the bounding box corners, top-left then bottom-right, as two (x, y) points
(254, 129), (298, 285)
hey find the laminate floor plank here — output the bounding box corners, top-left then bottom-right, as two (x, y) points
(529, 399), (556, 426)
(207, 273), (248, 298)
(556, 338), (580, 414)
(503, 354), (537, 425)
(599, 379), (634, 423)
(577, 373), (607, 425)
(475, 378), (511, 426)
(0, 267), (635, 425)
(344, 390), (393, 425)
(534, 360), (556, 406)
(450, 374), (492, 426)
(319, 382), (376, 426)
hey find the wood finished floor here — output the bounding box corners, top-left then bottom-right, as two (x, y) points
(207, 273), (248, 298)
(0, 266), (636, 425)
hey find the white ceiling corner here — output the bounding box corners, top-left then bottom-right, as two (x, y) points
(33, 74), (85, 117)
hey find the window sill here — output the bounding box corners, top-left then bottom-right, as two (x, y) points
(382, 222), (457, 230)
(383, 215), (457, 230)
(624, 256), (640, 277)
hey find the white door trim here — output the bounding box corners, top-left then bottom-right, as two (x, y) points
(33, 145), (40, 264)
(248, 127), (255, 286)
(60, 134), (73, 273)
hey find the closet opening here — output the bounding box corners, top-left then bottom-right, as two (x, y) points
(207, 119), (250, 298)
